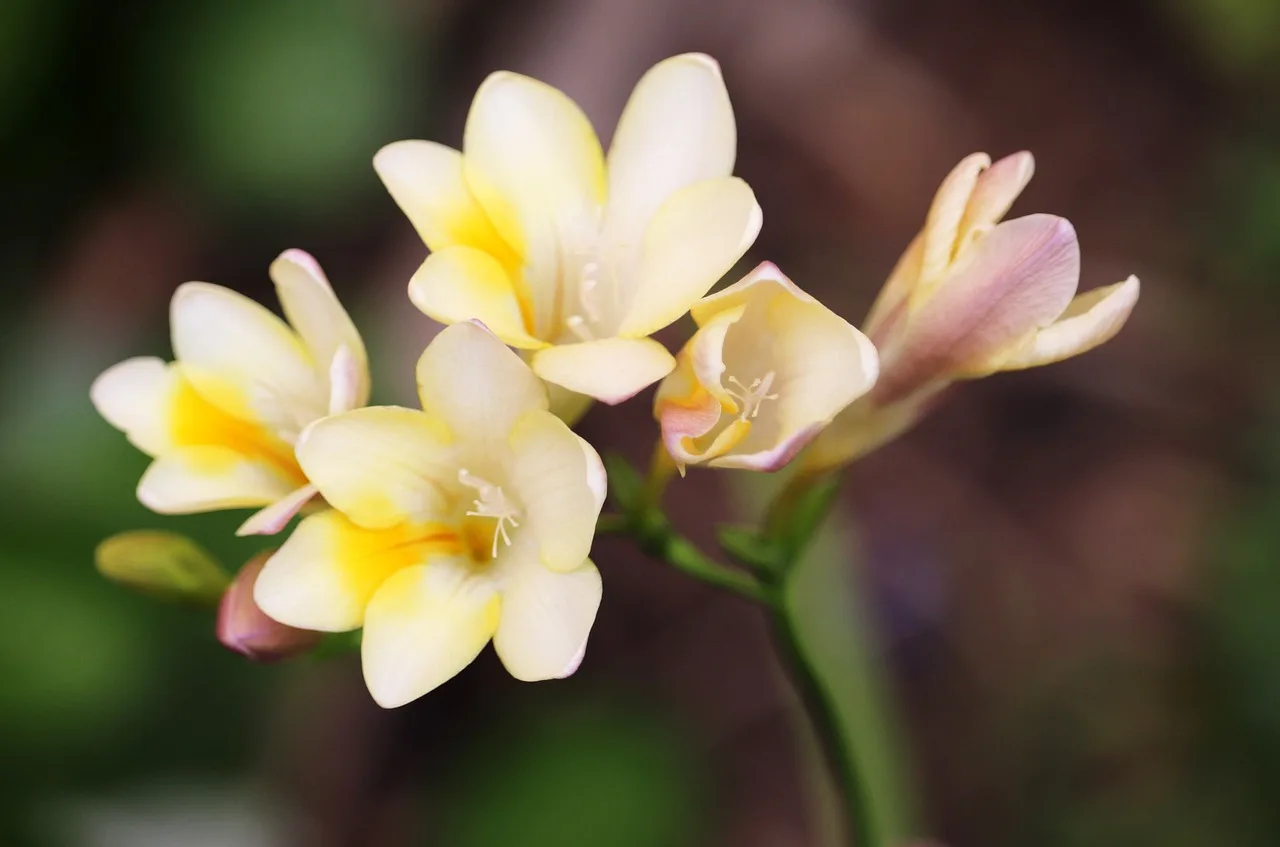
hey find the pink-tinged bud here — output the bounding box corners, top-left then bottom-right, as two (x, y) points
(95, 531), (229, 605)
(217, 553), (322, 662)
(803, 151), (1139, 471)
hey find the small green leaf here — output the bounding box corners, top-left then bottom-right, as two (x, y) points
(95, 530), (229, 606)
(716, 523), (783, 575)
(604, 453), (644, 513)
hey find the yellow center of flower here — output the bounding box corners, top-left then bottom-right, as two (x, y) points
(726, 371), (779, 422)
(457, 468), (521, 560)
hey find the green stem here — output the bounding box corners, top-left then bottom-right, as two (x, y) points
(596, 512), (767, 603)
(768, 589), (880, 847)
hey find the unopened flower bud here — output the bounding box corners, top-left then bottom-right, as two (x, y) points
(217, 553), (322, 662)
(95, 530), (229, 605)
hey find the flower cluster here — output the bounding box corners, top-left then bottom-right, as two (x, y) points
(92, 55), (1139, 708)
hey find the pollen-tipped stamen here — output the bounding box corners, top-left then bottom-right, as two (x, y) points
(457, 469), (521, 559)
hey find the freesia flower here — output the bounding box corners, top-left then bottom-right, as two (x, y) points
(375, 53), (761, 412)
(90, 250), (369, 535)
(654, 262), (878, 473)
(253, 322), (606, 708)
(804, 152), (1140, 469)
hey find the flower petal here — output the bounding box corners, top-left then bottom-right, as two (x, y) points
(296, 406), (455, 530)
(531, 337), (675, 404)
(254, 509), (461, 633)
(654, 351), (725, 472)
(137, 447), (299, 514)
(91, 357), (178, 455)
(602, 54), (736, 257)
(958, 151), (1034, 242)
(862, 234), (922, 346)
(270, 250), (369, 409)
(236, 483), (319, 537)
(372, 139), (520, 265)
(576, 433), (607, 513)
(361, 559), (500, 707)
(463, 71), (606, 336)
(328, 344), (363, 415)
(416, 321), (548, 441)
(876, 214), (1080, 404)
(917, 153), (990, 292)
(503, 410), (602, 572)
(170, 282), (325, 437)
(494, 557), (601, 681)
(996, 275), (1140, 371)
(407, 246), (544, 349)
(616, 176), (761, 338)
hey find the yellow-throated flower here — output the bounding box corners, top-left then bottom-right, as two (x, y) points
(253, 322), (606, 708)
(374, 53), (761, 412)
(804, 152), (1140, 469)
(90, 250), (369, 535)
(654, 262), (878, 473)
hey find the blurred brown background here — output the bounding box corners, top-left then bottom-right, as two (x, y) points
(3, 0), (1278, 845)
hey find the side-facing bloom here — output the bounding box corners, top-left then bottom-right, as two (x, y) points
(90, 250), (369, 535)
(253, 322), (606, 708)
(804, 152), (1140, 469)
(375, 53), (761, 411)
(654, 262), (878, 473)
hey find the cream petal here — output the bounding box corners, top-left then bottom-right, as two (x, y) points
(170, 282), (325, 434)
(372, 139), (519, 264)
(494, 556), (601, 681)
(235, 483), (319, 537)
(575, 433), (608, 513)
(328, 344), (363, 415)
(90, 356), (178, 455)
(270, 249), (370, 409)
(416, 321), (549, 440)
(503, 409), (602, 572)
(958, 151), (1034, 242)
(463, 71), (606, 336)
(996, 275), (1140, 371)
(361, 559), (501, 707)
(407, 246), (544, 349)
(917, 152), (990, 292)
(531, 337), (675, 405)
(861, 235), (922, 346)
(654, 351), (725, 472)
(137, 447), (299, 514)
(295, 406), (455, 530)
(253, 509), (461, 633)
(616, 177), (761, 338)
(602, 54), (736, 257)
(876, 214), (1080, 404)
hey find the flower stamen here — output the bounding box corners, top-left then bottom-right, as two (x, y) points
(457, 469), (521, 558)
(726, 372), (779, 422)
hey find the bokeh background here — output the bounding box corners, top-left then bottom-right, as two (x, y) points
(3, 0), (1279, 844)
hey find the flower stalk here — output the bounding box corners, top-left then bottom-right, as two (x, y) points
(604, 453), (902, 846)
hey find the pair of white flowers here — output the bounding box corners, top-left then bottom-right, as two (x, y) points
(91, 54), (1138, 708)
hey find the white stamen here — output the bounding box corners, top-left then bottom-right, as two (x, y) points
(457, 469), (521, 558)
(725, 371), (780, 422)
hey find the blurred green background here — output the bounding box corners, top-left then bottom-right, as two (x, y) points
(3, 0), (1279, 844)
